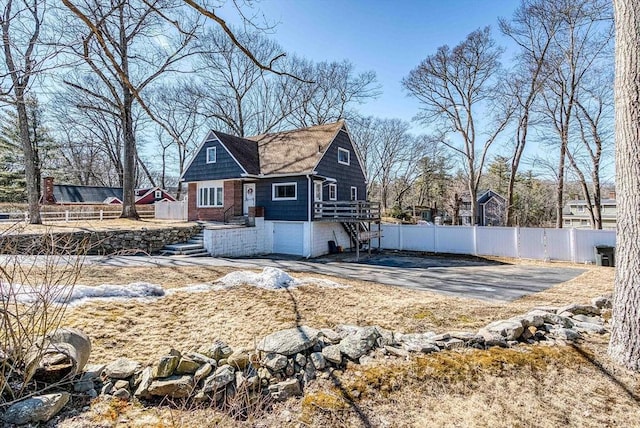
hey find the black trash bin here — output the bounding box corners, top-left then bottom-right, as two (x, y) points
(594, 245), (615, 267)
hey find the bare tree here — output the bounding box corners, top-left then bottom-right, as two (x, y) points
(403, 27), (511, 225)
(0, 0), (54, 223)
(538, 0), (612, 228)
(609, 0), (640, 372)
(499, 0), (560, 226)
(566, 72), (613, 229)
(149, 81), (204, 198)
(61, 0), (203, 219)
(285, 58), (380, 128)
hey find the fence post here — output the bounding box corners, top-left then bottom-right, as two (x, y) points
(570, 228), (577, 263)
(399, 225), (403, 251)
(100, 210), (103, 221)
(65, 210), (69, 222)
(24, 212), (28, 222)
(515, 227), (520, 259)
(473, 226), (478, 256)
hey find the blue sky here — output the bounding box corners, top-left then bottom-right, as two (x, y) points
(220, 0), (520, 128)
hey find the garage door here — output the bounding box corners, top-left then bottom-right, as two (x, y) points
(273, 222), (304, 255)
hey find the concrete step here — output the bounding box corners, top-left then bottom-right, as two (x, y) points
(163, 243), (204, 251)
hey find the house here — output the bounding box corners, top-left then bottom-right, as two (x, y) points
(563, 195), (616, 229)
(181, 121), (380, 257)
(458, 189), (506, 226)
(41, 177), (175, 205)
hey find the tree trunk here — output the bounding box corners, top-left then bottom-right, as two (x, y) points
(555, 135), (567, 228)
(16, 93), (41, 224)
(609, 0), (640, 371)
(120, 89), (139, 219)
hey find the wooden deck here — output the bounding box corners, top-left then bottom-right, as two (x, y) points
(313, 201), (381, 222)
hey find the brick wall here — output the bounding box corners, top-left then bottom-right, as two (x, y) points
(187, 181), (243, 221)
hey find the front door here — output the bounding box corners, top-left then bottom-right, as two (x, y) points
(243, 183), (256, 215)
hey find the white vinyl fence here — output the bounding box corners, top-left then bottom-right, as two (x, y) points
(375, 224), (616, 263)
(155, 199), (188, 221)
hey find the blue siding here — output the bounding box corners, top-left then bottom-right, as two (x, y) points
(256, 177), (309, 221)
(315, 129), (367, 202)
(182, 139), (245, 182)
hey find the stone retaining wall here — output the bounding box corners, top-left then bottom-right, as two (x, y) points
(0, 225), (202, 255)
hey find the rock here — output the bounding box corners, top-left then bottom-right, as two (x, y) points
(202, 365), (235, 392)
(319, 328), (342, 344)
(3, 392), (70, 425)
(24, 328), (92, 384)
(384, 345), (410, 358)
(303, 361), (316, 383)
(153, 355), (179, 378)
(515, 311), (546, 328)
(104, 358), (141, 379)
(113, 388), (131, 400)
(82, 364), (105, 380)
(322, 345), (342, 364)
(114, 380), (129, 390)
(573, 321), (606, 334)
(148, 375), (194, 398)
(227, 350), (251, 370)
(74, 379), (94, 393)
(431, 333), (451, 342)
(521, 326), (537, 341)
(208, 340), (233, 361)
(134, 367), (153, 399)
(549, 327), (581, 341)
(285, 360), (295, 377)
(442, 338), (465, 350)
(235, 371), (246, 389)
(478, 331), (508, 348)
(101, 381), (114, 395)
(186, 352), (217, 367)
(481, 319), (525, 341)
(263, 353), (288, 372)
(257, 326), (320, 356)
(194, 363), (213, 383)
(295, 353), (307, 367)
(268, 379), (302, 401)
(402, 339), (440, 354)
(375, 327), (397, 347)
(176, 357), (201, 374)
(339, 326), (380, 360)
(572, 314), (603, 325)
(557, 304), (600, 317)
(592, 295), (612, 310)
(309, 352), (327, 370)
(449, 331), (477, 341)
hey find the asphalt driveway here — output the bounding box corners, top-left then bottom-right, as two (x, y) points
(81, 252), (585, 302)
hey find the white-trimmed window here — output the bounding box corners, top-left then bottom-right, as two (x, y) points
(338, 147), (350, 165)
(329, 183), (337, 201)
(197, 181), (224, 207)
(272, 182), (297, 201)
(154, 190), (162, 199)
(350, 186), (357, 201)
(314, 181), (323, 201)
(206, 146), (217, 164)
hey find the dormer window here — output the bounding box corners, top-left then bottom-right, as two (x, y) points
(338, 147), (350, 165)
(206, 146), (217, 164)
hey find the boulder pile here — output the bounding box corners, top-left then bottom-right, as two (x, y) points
(1, 295), (612, 424)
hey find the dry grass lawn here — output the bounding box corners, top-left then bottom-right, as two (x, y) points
(48, 260), (640, 427)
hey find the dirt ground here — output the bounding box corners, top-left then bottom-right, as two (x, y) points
(44, 260), (640, 428)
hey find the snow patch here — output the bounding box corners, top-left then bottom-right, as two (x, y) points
(1, 282), (165, 306)
(172, 267), (347, 293)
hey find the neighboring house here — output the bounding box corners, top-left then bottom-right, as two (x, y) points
(458, 189), (506, 226)
(41, 177), (175, 205)
(181, 121), (379, 257)
(563, 197), (617, 229)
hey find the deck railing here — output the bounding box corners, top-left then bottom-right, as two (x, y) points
(313, 201), (381, 222)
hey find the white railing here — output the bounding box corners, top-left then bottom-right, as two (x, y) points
(0, 208), (155, 223)
(155, 199), (188, 221)
(375, 224), (616, 264)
